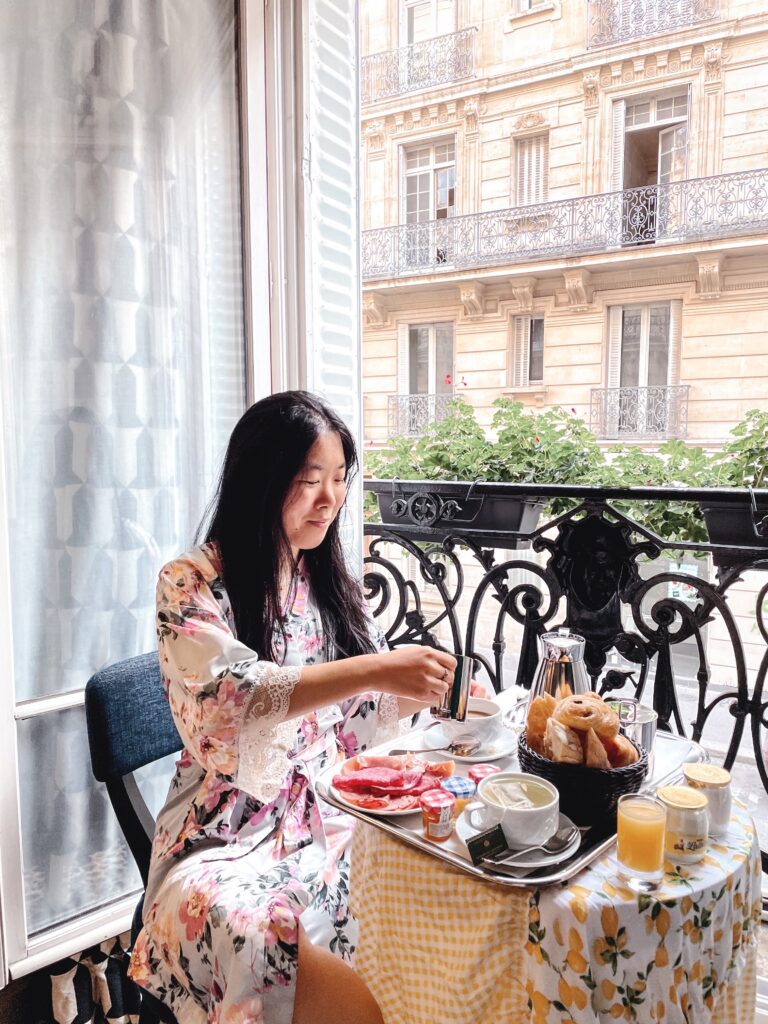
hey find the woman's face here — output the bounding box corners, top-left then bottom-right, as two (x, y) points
(282, 431), (347, 558)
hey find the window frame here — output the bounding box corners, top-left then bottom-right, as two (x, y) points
(400, 136), (457, 224)
(509, 315), (546, 388)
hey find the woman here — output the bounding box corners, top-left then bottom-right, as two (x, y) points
(129, 391), (455, 1024)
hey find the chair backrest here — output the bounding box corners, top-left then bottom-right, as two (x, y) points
(85, 652), (182, 886)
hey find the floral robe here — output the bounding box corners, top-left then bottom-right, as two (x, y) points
(128, 542), (397, 1024)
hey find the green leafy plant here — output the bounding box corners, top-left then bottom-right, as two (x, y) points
(364, 400), (768, 545)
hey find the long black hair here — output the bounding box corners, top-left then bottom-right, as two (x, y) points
(198, 390), (377, 662)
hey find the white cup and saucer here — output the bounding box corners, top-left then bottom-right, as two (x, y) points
(427, 696), (515, 761)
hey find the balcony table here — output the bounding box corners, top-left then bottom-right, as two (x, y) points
(346, 692), (761, 1024)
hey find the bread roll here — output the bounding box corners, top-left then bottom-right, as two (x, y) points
(553, 694), (620, 738)
(543, 718), (584, 765)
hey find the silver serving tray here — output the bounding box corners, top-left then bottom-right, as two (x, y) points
(316, 720), (706, 888)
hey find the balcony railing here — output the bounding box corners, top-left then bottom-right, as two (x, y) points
(590, 385), (690, 440)
(361, 28), (476, 105)
(363, 480), (768, 860)
(388, 393), (455, 436)
(362, 168), (768, 280)
(586, 0), (720, 47)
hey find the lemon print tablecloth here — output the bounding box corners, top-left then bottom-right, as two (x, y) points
(348, 802), (760, 1024)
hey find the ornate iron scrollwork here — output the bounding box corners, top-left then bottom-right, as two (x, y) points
(387, 491), (463, 528)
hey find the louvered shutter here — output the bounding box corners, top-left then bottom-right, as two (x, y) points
(605, 306), (623, 438)
(515, 136), (548, 206)
(302, 0), (362, 558)
(610, 99), (626, 248)
(397, 323), (410, 393)
(510, 316), (531, 387)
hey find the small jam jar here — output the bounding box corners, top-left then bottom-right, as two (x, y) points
(683, 763), (732, 837)
(420, 789), (456, 843)
(440, 776), (476, 814)
(468, 763), (502, 786)
(657, 785), (709, 864)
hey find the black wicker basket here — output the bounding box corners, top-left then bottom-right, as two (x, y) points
(517, 736), (648, 829)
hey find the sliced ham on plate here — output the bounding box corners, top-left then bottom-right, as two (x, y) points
(330, 753), (454, 812)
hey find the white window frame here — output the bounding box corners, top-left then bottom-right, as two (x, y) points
(0, 0), (361, 982)
(397, 322), (455, 395)
(509, 315), (545, 387)
(400, 137), (457, 224)
(399, 0), (456, 44)
(606, 301), (681, 391)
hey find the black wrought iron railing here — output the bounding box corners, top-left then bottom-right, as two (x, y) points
(586, 0), (720, 48)
(361, 169), (768, 279)
(590, 384), (690, 440)
(361, 28), (476, 105)
(363, 479), (768, 820)
(387, 393), (455, 436)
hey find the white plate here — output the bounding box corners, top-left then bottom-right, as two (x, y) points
(328, 784), (423, 817)
(422, 728), (519, 763)
(455, 811), (581, 869)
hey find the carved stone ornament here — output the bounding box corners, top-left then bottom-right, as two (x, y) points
(704, 43), (723, 84)
(363, 120), (385, 153)
(563, 269), (593, 310)
(514, 111), (546, 132)
(463, 97), (480, 134)
(696, 255), (724, 298)
(511, 277), (536, 313)
(459, 281), (485, 319)
(363, 292), (388, 326)
(582, 71), (600, 111)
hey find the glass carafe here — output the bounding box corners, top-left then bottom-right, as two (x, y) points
(529, 628), (590, 702)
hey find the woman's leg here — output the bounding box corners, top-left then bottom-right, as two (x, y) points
(292, 923), (383, 1024)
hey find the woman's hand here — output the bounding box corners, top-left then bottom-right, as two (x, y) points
(367, 646), (456, 706)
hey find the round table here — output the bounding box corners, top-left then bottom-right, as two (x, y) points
(348, 801), (760, 1024)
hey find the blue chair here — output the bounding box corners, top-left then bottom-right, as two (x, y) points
(85, 652), (183, 1024)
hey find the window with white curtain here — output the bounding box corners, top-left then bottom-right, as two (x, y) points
(0, 0), (245, 960)
(509, 316), (545, 387)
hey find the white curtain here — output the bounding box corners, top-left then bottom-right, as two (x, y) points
(0, 0), (245, 935)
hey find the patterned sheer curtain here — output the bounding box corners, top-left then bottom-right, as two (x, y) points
(0, 0), (245, 939)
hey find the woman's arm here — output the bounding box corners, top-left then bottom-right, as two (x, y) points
(289, 645), (454, 718)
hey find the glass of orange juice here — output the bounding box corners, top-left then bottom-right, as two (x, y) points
(616, 794), (667, 892)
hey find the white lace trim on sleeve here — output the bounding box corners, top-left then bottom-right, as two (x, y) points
(373, 691), (400, 745)
(236, 664), (302, 805)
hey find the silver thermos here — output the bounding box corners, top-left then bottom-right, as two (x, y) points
(529, 628), (590, 701)
(431, 654), (472, 721)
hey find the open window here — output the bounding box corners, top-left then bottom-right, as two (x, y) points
(394, 322), (455, 434)
(611, 89), (690, 246)
(400, 138), (456, 270)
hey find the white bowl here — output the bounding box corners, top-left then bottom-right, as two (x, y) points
(432, 696), (502, 744)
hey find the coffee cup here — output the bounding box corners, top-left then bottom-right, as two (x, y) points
(433, 696), (502, 745)
(466, 771), (559, 849)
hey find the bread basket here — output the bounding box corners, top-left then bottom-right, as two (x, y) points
(517, 735), (648, 829)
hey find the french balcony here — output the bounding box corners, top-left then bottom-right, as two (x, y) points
(590, 385), (690, 440)
(361, 28), (476, 106)
(586, 0), (720, 48)
(388, 393), (455, 436)
(362, 168), (768, 280)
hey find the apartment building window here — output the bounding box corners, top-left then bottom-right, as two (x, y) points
(510, 316), (545, 387)
(401, 139), (456, 268)
(403, 139), (456, 221)
(515, 134), (549, 206)
(400, 0), (455, 43)
(514, 0), (548, 10)
(394, 323), (455, 434)
(604, 301), (683, 435)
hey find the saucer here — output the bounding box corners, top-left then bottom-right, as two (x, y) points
(455, 811), (581, 869)
(425, 728), (518, 763)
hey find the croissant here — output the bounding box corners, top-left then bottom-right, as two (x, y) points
(543, 718), (584, 765)
(583, 727), (611, 769)
(601, 733), (639, 768)
(526, 693), (558, 754)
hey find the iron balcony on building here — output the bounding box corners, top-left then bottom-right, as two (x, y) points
(361, 27), (477, 105)
(586, 0), (720, 48)
(590, 384), (690, 440)
(362, 168), (768, 280)
(388, 393), (455, 436)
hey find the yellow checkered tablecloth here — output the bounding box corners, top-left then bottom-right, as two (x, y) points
(348, 803), (760, 1024)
